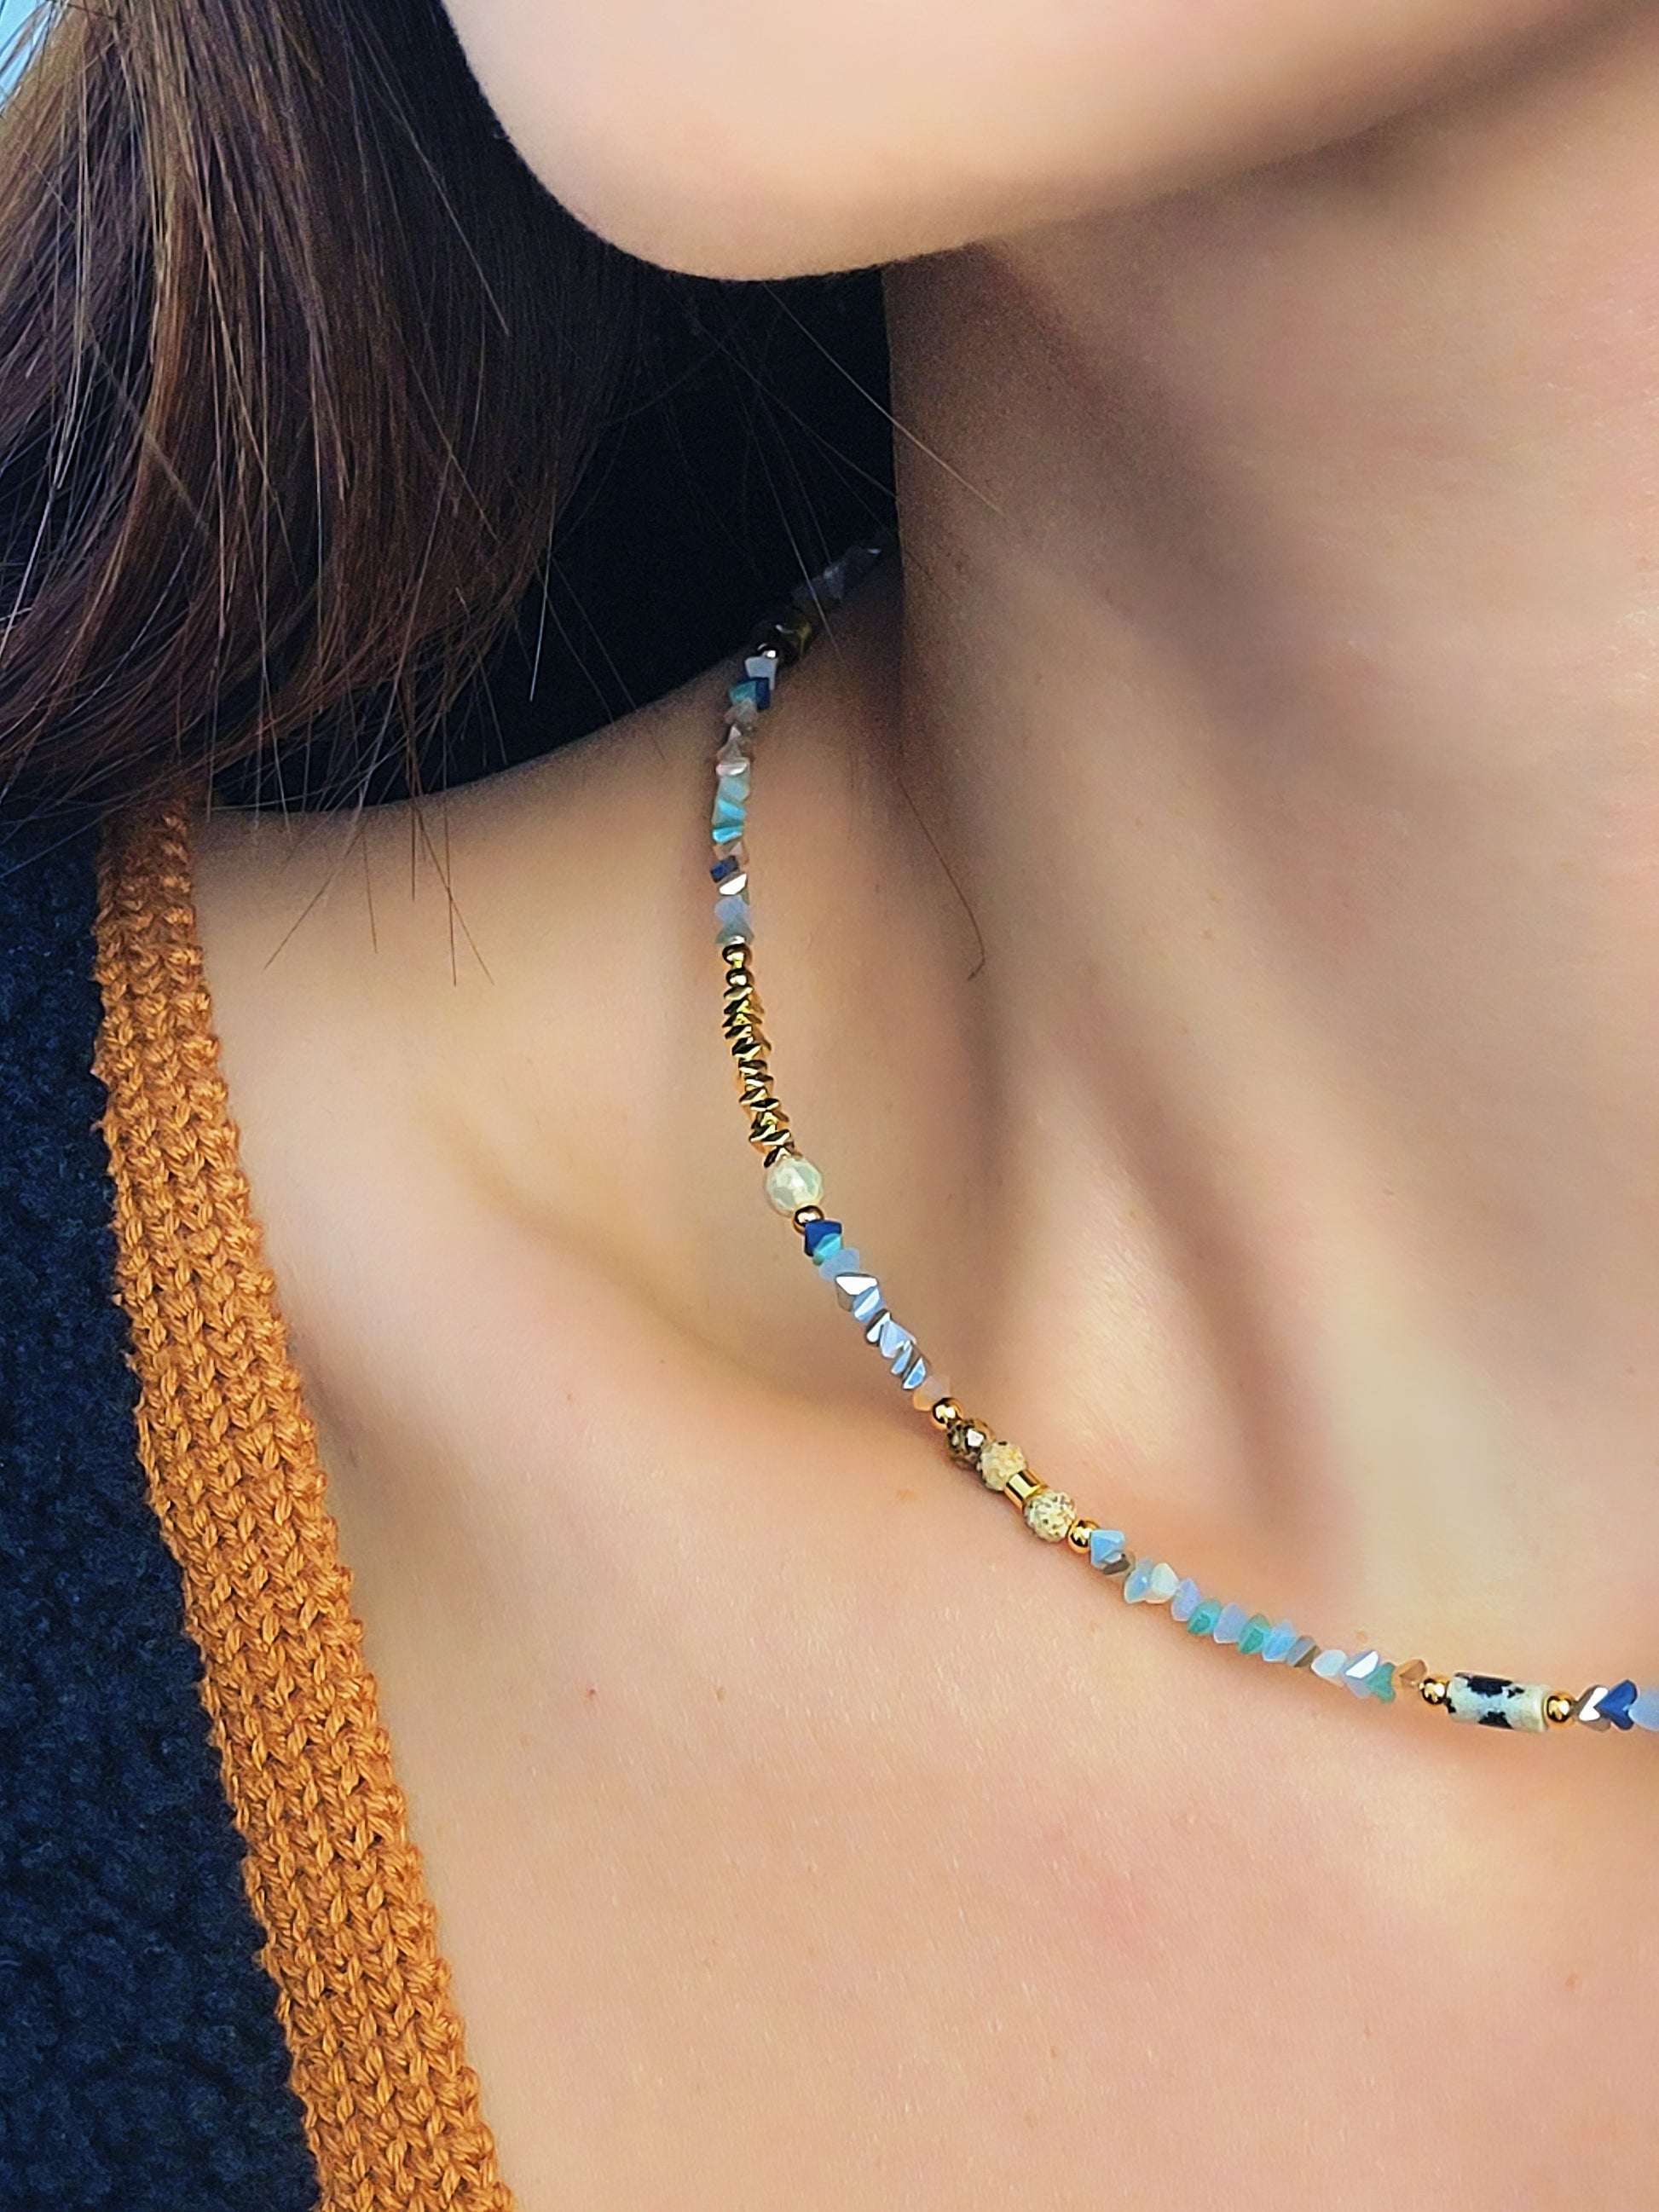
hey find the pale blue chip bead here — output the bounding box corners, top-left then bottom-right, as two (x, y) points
(1630, 1687), (1659, 1731)
(818, 1244), (858, 1277)
(1088, 1528), (1125, 1569)
(1261, 1620), (1298, 1665)
(1342, 1649), (1384, 1698)
(1171, 1578), (1202, 1624)
(1122, 1559), (1156, 1603)
(1310, 1648), (1348, 1681)
(1211, 1602), (1247, 1645)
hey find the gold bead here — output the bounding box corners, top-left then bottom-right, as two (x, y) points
(1545, 1693), (1575, 1726)
(1003, 1467), (1042, 1508)
(930, 1398), (962, 1429)
(1419, 1676), (1450, 1707)
(792, 1205), (824, 1231)
(1066, 1518), (1099, 1554)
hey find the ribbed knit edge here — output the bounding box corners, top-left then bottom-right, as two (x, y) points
(92, 799), (515, 2212)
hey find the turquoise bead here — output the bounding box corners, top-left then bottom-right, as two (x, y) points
(1261, 1620), (1298, 1664)
(1212, 1602), (1247, 1646)
(1171, 1578), (1201, 1624)
(1237, 1612), (1270, 1657)
(1122, 1559), (1155, 1603)
(1369, 1661), (1396, 1705)
(1187, 1598), (1223, 1637)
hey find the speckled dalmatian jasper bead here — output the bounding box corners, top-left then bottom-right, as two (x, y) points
(1443, 1672), (1550, 1733)
(1023, 1487), (1077, 1543)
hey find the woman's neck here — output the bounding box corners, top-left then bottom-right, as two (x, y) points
(876, 2), (1659, 1667)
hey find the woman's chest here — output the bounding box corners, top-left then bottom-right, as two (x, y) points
(306, 1363), (1659, 2212)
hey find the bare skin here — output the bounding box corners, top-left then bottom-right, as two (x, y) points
(196, 2), (1659, 2203)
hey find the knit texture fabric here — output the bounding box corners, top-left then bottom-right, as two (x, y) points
(0, 811), (320, 2212)
(93, 801), (513, 2212)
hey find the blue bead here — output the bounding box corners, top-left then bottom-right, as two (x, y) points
(711, 853), (741, 883)
(802, 1218), (842, 1258)
(1212, 1602), (1248, 1646)
(1170, 1578), (1202, 1624)
(902, 1356), (928, 1392)
(850, 1285), (883, 1324)
(818, 1243), (858, 1277)
(1122, 1560), (1155, 1603)
(1601, 1679), (1639, 1730)
(1261, 1620), (1298, 1665)
(1088, 1528), (1125, 1569)
(729, 678), (769, 712)
(714, 896), (749, 929)
(1629, 1687), (1659, 1731)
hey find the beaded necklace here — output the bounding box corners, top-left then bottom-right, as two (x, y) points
(708, 541), (1656, 1744)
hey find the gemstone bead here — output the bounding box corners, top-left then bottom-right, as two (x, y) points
(1171, 1578), (1202, 1624)
(912, 1370), (951, 1412)
(1188, 1598), (1223, 1637)
(1369, 1661), (1396, 1705)
(1394, 1659), (1429, 1693)
(1341, 1649), (1383, 1697)
(1600, 1679), (1639, 1730)
(1237, 1612), (1271, 1657)
(1087, 1527), (1125, 1569)
(1260, 1620), (1298, 1665)
(1024, 1488), (1076, 1543)
(1570, 1684), (1613, 1731)
(1142, 1562), (1180, 1605)
(817, 1243), (858, 1277)
(1287, 1637), (1319, 1669)
(1310, 1648), (1348, 1681)
(1212, 1603), (1248, 1646)
(1630, 1687), (1659, 1731)
(978, 1441), (1026, 1493)
(765, 1154), (824, 1214)
(1446, 1673), (1551, 1732)
(1122, 1559), (1155, 1603)
(801, 1217), (842, 1258)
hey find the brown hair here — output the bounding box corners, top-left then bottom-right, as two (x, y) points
(0, 0), (642, 809)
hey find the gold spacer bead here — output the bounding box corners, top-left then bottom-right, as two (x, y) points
(1419, 1676), (1451, 1707)
(930, 1398), (963, 1430)
(721, 940), (751, 963)
(792, 1206), (824, 1232)
(1003, 1467), (1042, 1508)
(1546, 1693), (1575, 1726)
(1066, 1518), (1098, 1555)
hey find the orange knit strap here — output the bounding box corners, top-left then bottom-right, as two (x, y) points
(93, 799), (515, 2212)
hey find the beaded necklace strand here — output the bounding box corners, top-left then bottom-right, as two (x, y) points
(708, 541), (1656, 1743)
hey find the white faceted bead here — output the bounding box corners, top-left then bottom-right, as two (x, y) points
(977, 1441), (1025, 1493)
(1024, 1487), (1076, 1543)
(764, 1154), (824, 1214)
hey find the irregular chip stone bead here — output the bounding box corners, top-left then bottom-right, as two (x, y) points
(1142, 1562), (1179, 1604)
(1122, 1559), (1156, 1603)
(1445, 1673), (1551, 1733)
(1238, 1612), (1271, 1657)
(1087, 1527), (1125, 1568)
(1570, 1684), (1614, 1732)
(1188, 1598), (1223, 1637)
(1629, 1687), (1659, 1731)
(1310, 1648), (1348, 1682)
(1287, 1637), (1319, 1669)
(1211, 1603), (1248, 1647)
(1171, 1578), (1203, 1624)
(978, 1441), (1025, 1494)
(1024, 1488), (1076, 1543)
(1260, 1620), (1299, 1665)
(1342, 1649), (1384, 1699)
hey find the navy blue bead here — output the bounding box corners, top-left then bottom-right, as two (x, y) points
(711, 853), (740, 883)
(802, 1217), (842, 1258)
(1602, 1678), (1639, 1730)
